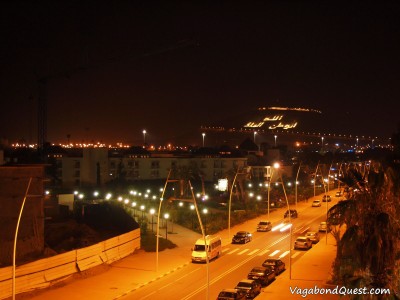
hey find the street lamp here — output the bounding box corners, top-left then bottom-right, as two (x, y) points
(321, 136), (324, 150)
(295, 163), (302, 211)
(274, 163), (292, 280)
(164, 213), (169, 240)
(149, 208), (155, 233)
(203, 208), (208, 236)
(140, 205), (145, 223)
(190, 204), (195, 229)
(142, 129), (146, 146)
(202, 133), (206, 147)
(274, 135), (277, 147)
(253, 131), (257, 143)
(131, 202), (137, 218)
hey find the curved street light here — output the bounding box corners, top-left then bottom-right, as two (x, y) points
(188, 181), (210, 300)
(295, 162), (302, 211)
(273, 163), (293, 279)
(202, 133), (206, 147)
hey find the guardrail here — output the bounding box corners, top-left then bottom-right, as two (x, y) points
(0, 229), (140, 300)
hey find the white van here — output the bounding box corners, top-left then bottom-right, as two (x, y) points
(191, 235), (222, 263)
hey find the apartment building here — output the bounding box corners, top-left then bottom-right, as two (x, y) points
(58, 147), (248, 188)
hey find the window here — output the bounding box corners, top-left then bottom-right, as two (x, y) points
(151, 161), (160, 169)
(74, 160), (80, 168)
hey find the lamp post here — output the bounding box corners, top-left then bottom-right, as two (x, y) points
(149, 208), (155, 233)
(295, 162), (302, 211)
(202, 133), (205, 147)
(142, 129), (147, 146)
(321, 136), (324, 150)
(274, 135), (277, 147)
(12, 177), (33, 300)
(266, 166), (273, 221)
(190, 204), (195, 229)
(156, 170), (171, 273)
(313, 162), (320, 197)
(203, 208), (208, 236)
(253, 131), (257, 143)
(131, 202), (137, 218)
(188, 180), (210, 300)
(140, 205), (145, 223)
(273, 163), (293, 279)
(164, 213), (169, 240)
(228, 170), (241, 239)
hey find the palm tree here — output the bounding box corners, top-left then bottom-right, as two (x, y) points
(328, 163), (400, 298)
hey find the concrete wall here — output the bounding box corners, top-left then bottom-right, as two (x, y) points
(0, 166), (45, 266)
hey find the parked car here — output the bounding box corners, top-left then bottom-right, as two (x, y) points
(232, 231), (252, 244)
(235, 279), (261, 299)
(322, 195), (331, 202)
(305, 231), (320, 243)
(261, 258), (286, 275)
(217, 288), (247, 300)
(247, 266), (276, 286)
(284, 209), (298, 218)
(256, 221), (272, 232)
(319, 221), (328, 232)
(294, 236), (312, 250)
(335, 191), (342, 197)
(312, 200), (321, 207)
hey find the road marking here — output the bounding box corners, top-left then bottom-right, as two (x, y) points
(238, 249), (249, 255)
(279, 250), (290, 258)
(248, 249), (259, 255)
(291, 252), (301, 259)
(227, 248), (239, 255)
(269, 250), (280, 257)
(258, 249), (270, 256)
(222, 248), (230, 253)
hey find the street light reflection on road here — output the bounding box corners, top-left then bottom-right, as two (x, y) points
(271, 222), (292, 232)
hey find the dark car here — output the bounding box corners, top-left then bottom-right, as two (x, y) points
(284, 209), (298, 218)
(217, 288), (247, 300)
(261, 258), (286, 275)
(256, 221), (272, 232)
(232, 231), (252, 244)
(235, 279), (261, 299)
(322, 195), (331, 202)
(247, 266), (276, 286)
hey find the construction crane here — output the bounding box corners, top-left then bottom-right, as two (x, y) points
(36, 39), (198, 153)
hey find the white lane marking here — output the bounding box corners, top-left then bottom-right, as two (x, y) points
(248, 249), (260, 255)
(291, 251), (301, 259)
(238, 249), (250, 255)
(279, 250), (290, 258)
(222, 248), (230, 253)
(227, 248), (239, 255)
(258, 249), (270, 256)
(269, 250), (280, 257)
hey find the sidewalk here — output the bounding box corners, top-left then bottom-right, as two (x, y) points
(21, 192), (340, 300)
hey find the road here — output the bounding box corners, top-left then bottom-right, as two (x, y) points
(121, 196), (337, 300)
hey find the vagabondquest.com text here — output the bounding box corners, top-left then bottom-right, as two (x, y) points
(290, 285), (391, 298)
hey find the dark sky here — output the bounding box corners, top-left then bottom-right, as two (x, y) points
(1, 1), (400, 146)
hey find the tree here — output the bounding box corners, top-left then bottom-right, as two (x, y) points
(328, 163), (400, 298)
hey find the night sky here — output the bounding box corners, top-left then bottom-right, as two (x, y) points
(1, 1), (400, 146)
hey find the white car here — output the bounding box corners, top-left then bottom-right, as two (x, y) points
(312, 200), (321, 207)
(319, 221), (328, 232)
